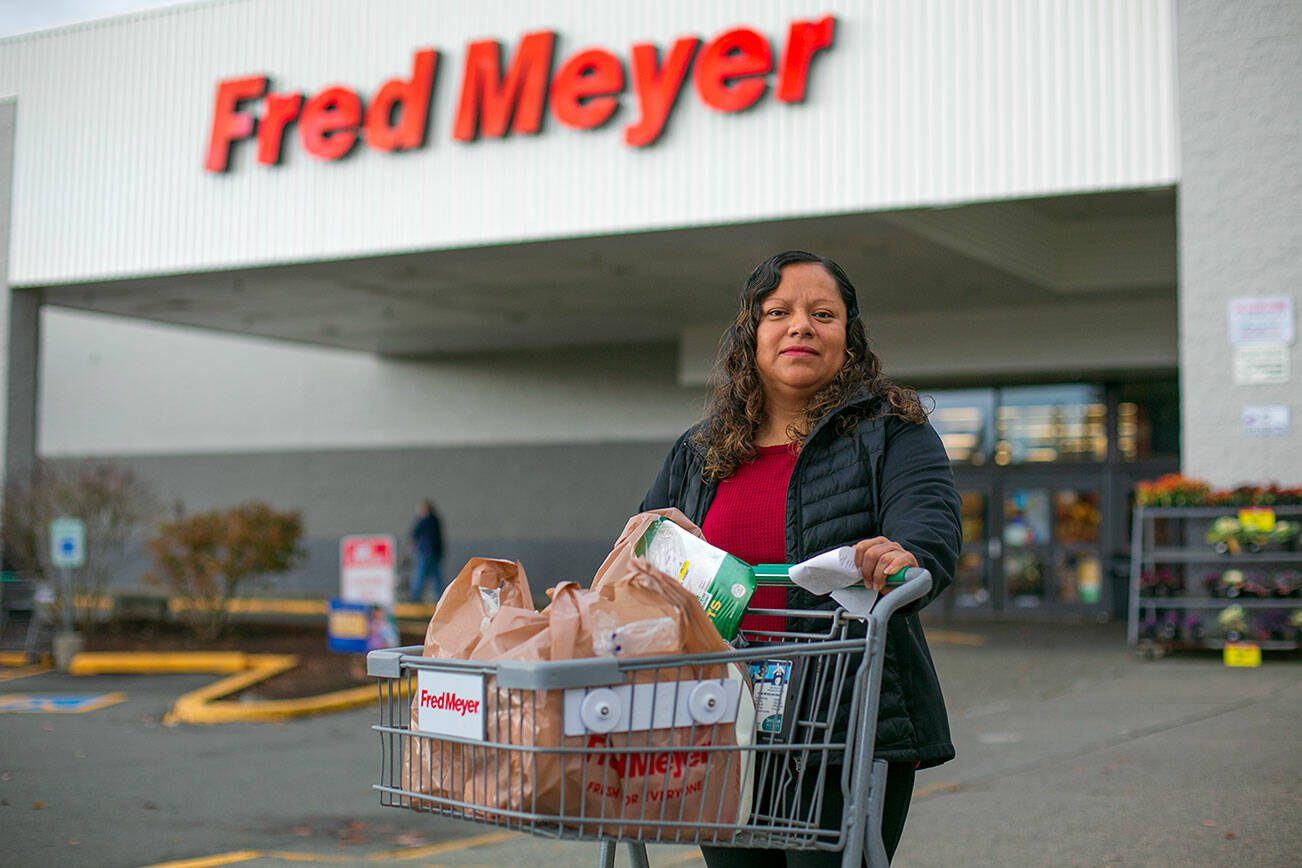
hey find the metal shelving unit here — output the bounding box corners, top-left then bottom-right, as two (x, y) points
(1127, 505), (1301, 653)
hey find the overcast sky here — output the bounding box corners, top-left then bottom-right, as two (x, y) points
(0, 0), (194, 38)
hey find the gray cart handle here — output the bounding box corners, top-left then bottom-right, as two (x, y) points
(869, 567), (933, 623)
(754, 564), (931, 619)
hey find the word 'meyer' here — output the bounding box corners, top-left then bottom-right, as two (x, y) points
(205, 15), (836, 171)
(413, 669), (485, 741)
(418, 689), (481, 717)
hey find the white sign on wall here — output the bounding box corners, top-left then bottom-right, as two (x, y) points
(1241, 405), (1290, 437)
(1228, 296), (1295, 345)
(339, 534), (396, 607)
(1233, 344), (1291, 385)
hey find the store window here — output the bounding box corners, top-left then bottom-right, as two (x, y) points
(926, 389), (996, 465)
(994, 384), (1107, 464)
(1116, 379), (1180, 460)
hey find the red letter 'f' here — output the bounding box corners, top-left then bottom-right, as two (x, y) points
(205, 75), (267, 172)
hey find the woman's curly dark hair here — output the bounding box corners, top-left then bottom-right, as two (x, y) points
(694, 250), (927, 481)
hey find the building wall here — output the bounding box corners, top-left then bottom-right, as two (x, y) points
(40, 308), (697, 592)
(1176, 0), (1302, 485)
(69, 439), (673, 597)
(0, 0), (1177, 285)
(39, 308), (701, 455)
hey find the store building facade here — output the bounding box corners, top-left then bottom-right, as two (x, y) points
(0, 0), (1297, 615)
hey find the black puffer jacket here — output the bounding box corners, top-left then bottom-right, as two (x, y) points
(640, 391), (961, 768)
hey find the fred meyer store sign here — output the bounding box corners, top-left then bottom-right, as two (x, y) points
(205, 15), (835, 171)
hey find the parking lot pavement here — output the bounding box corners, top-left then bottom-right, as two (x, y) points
(898, 621), (1301, 867)
(2, 623), (1298, 867)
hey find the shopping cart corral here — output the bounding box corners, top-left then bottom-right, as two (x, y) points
(367, 567), (933, 868)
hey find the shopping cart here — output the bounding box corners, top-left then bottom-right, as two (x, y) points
(367, 566), (932, 868)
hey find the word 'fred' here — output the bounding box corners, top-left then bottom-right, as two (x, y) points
(418, 689), (481, 717)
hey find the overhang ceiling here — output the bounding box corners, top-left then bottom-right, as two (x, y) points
(35, 189), (1176, 357)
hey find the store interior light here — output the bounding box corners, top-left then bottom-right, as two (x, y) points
(933, 407), (984, 424)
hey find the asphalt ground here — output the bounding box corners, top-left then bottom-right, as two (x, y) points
(1, 621), (1297, 867)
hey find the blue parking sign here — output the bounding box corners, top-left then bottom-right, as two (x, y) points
(50, 517), (86, 568)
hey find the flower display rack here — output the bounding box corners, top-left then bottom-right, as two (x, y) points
(1127, 504), (1301, 657)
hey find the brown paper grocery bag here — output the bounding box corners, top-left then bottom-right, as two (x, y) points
(403, 555), (753, 839)
(590, 508), (703, 592)
(551, 559), (753, 839)
(469, 562), (749, 839)
(422, 557), (532, 659)
(404, 558), (532, 816)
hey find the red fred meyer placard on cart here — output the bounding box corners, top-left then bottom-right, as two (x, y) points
(414, 670), (485, 741)
(340, 534), (397, 607)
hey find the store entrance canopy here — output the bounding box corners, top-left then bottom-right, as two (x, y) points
(36, 190), (1175, 358)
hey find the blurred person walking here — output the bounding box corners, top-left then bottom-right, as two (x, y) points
(407, 499), (445, 603)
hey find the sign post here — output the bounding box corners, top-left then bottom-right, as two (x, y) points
(48, 516), (87, 671)
(332, 535), (399, 654)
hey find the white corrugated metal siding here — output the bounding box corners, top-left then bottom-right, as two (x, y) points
(0, 0), (1177, 285)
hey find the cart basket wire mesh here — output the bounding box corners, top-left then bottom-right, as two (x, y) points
(368, 568), (931, 868)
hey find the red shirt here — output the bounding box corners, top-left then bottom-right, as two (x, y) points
(701, 444), (795, 634)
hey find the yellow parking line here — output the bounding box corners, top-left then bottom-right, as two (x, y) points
(364, 829), (520, 860)
(142, 851), (262, 868)
(923, 629), (986, 646)
(912, 780), (962, 799)
(141, 828), (521, 867)
(0, 663), (50, 682)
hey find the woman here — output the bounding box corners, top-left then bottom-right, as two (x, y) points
(640, 251), (962, 866)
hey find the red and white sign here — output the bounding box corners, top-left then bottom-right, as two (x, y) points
(204, 15), (836, 171)
(414, 670), (485, 741)
(340, 534), (397, 607)
(1228, 296), (1295, 346)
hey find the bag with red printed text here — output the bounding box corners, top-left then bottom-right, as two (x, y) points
(401, 546), (754, 839)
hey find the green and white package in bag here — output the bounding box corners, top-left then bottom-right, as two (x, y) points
(634, 517), (756, 640)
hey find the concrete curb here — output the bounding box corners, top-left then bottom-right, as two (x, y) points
(66, 650), (386, 725)
(71, 594), (437, 620)
(68, 651), (256, 675)
(0, 651), (50, 667)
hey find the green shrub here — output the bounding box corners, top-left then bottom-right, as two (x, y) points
(143, 500), (304, 641)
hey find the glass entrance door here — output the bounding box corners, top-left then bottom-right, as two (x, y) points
(1052, 489), (1104, 606)
(952, 489), (992, 609)
(1000, 482), (1104, 611)
(929, 379), (1177, 617)
(948, 470), (1105, 613)
(1002, 487), (1052, 608)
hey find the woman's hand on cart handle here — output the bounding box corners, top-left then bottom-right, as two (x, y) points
(852, 537), (920, 592)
